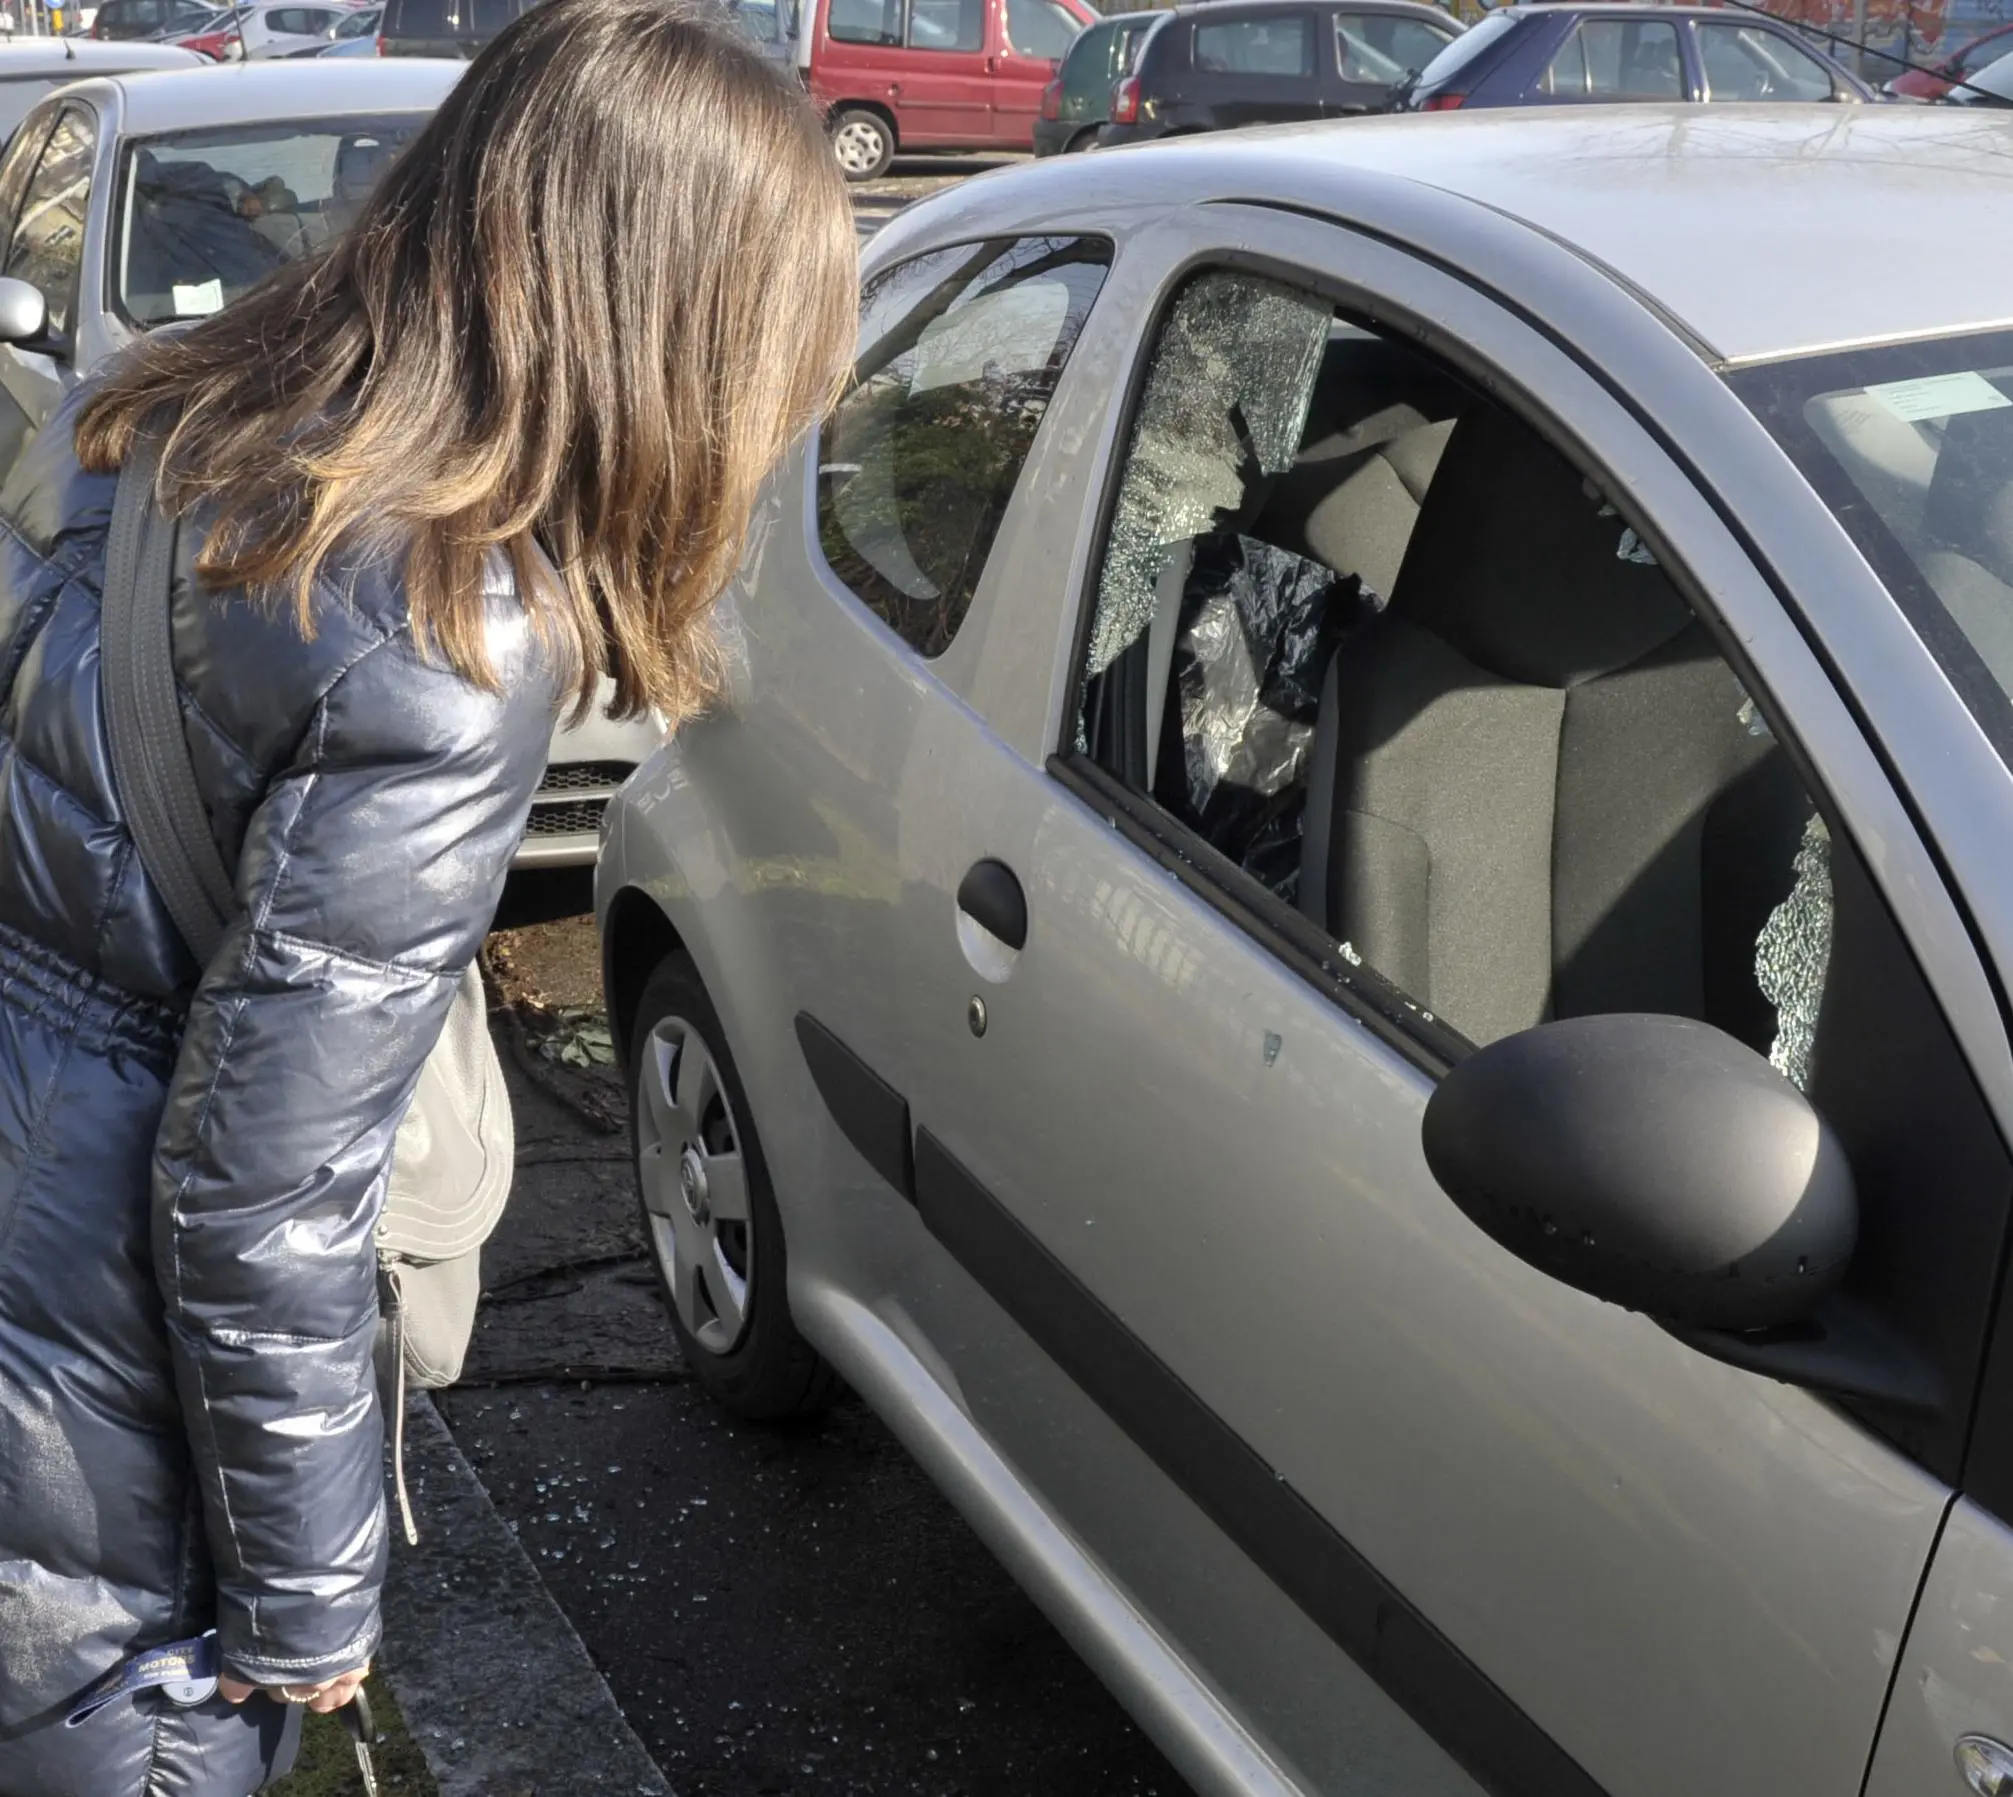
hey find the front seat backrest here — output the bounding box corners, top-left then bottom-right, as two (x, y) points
(1300, 403), (1809, 1048)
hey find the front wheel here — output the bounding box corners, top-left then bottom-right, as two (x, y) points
(830, 107), (896, 181)
(629, 952), (837, 1420)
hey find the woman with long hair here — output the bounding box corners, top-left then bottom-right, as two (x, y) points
(0, 2), (856, 1788)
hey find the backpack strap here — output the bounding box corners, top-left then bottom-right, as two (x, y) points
(100, 429), (237, 969)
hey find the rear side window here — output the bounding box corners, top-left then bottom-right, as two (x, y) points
(907, 0), (983, 49)
(1543, 17), (1684, 98)
(829, 0), (895, 40)
(1193, 13), (1315, 75)
(1335, 11), (1453, 82)
(818, 235), (1110, 659)
(1412, 7), (1509, 85)
(1006, 0), (1080, 59)
(382, 0), (520, 34)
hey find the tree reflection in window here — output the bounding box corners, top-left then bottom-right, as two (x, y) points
(817, 235), (1111, 659)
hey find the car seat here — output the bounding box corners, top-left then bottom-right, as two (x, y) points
(1297, 402), (1812, 1049)
(1919, 406), (2013, 694)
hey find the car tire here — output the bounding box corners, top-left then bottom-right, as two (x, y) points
(628, 952), (838, 1420)
(830, 107), (896, 181)
(1065, 126), (1098, 152)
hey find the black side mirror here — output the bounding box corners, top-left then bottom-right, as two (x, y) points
(1423, 1013), (1855, 1333)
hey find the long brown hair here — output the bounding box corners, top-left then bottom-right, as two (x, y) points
(77, 0), (858, 722)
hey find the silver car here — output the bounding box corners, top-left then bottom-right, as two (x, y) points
(599, 105), (2013, 1797)
(0, 60), (656, 867)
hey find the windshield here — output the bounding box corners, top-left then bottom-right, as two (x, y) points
(1733, 329), (2013, 755)
(117, 115), (429, 326)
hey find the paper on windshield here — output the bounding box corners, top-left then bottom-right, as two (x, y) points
(1867, 370), (2012, 423)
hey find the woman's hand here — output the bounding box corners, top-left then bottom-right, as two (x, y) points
(218, 1661), (370, 1714)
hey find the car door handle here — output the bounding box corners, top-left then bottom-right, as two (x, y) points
(957, 858), (1026, 951)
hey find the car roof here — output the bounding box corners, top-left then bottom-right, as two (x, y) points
(924, 106), (2013, 365)
(93, 56), (460, 131)
(0, 40), (202, 72)
(1491, 3), (1807, 14)
(1166, 0), (1448, 15)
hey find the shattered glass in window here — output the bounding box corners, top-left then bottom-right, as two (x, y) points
(1755, 813), (1833, 1090)
(1083, 271), (1330, 680)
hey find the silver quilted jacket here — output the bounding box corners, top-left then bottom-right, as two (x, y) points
(0, 385), (559, 1795)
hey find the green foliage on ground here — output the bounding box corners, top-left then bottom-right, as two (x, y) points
(265, 1674), (437, 1797)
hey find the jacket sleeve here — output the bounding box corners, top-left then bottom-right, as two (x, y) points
(151, 615), (552, 1686)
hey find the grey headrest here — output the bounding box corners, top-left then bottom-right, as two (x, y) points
(1388, 404), (1692, 688)
(1926, 406), (2013, 589)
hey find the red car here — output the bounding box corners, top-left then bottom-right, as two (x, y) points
(808, 0), (1095, 180)
(1885, 17), (2013, 98)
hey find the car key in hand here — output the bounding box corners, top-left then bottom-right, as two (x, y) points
(337, 1686), (380, 1797)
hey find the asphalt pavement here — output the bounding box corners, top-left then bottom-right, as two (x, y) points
(382, 920), (1192, 1796)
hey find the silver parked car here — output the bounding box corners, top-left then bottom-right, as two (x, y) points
(0, 60), (657, 867)
(0, 39), (201, 146)
(599, 106), (2013, 1797)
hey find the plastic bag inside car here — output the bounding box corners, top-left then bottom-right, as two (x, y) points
(1085, 272), (1330, 678)
(1172, 535), (1371, 902)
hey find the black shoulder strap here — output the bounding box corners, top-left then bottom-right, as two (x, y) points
(100, 431), (237, 969)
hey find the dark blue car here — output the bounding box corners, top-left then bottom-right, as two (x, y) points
(1402, 3), (1874, 109)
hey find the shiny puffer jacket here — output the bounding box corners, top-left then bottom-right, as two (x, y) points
(0, 385), (558, 1796)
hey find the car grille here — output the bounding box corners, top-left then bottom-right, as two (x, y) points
(525, 798), (608, 837)
(536, 760), (632, 794)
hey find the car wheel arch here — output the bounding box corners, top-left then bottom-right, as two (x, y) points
(602, 884), (685, 1070)
(828, 99), (898, 143)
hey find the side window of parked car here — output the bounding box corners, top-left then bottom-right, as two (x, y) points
(907, 0), (983, 51)
(1542, 17), (1684, 98)
(1334, 12), (1452, 82)
(5, 107), (94, 344)
(829, 0), (897, 42)
(818, 236), (1109, 658)
(1192, 14), (1314, 75)
(1006, 0), (1079, 60)
(1696, 22), (1835, 99)
(1070, 263), (2013, 1476)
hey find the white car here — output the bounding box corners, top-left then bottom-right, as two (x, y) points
(1944, 43), (2013, 103)
(0, 61), (656, 868)
(194, 0), (370, 59)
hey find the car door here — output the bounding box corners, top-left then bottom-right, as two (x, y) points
(1188, 8), (1322, 126)
(822, 0), (993, 145)
(809, 201), (2012, 1797)
(992, 0), (1082, 147)
(0, 103), (96, 443)
(1327, 7), (1455, 111)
